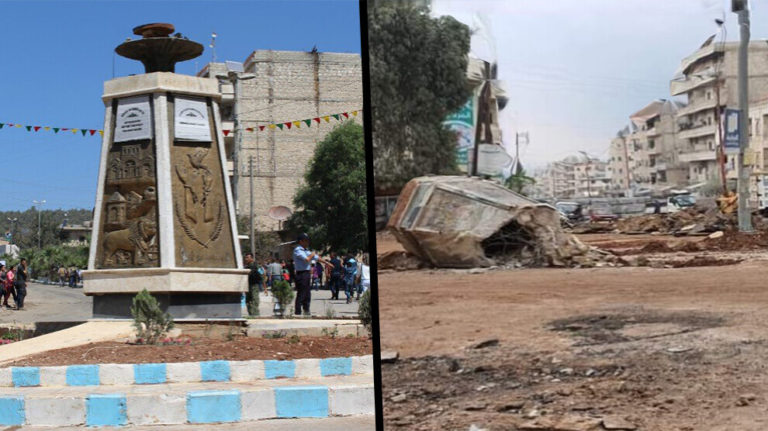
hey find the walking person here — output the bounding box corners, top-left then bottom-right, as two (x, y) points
(357, 253), (370, 296)
(243, 253), (260, 316)
(0, 265), (7, 309)
(292, 233), (329, 316)
(15, 258), (28, 310)
(268, 258), (282, 291)
(343, 255), (358, 304)
(58, 266), (67, 287)
(5, 265), (15, 309)
(329, 252), (342, 300)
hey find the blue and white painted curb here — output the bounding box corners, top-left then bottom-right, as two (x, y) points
(0, 355), (372, 387)
(0, 383), (374, 426)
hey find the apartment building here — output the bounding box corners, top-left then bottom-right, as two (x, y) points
(198, 51), (363, 231)
(535, 156), (611, 199)
(670, 36), (768, 185)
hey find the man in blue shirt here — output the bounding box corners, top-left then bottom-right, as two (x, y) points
(293, 233), (328, 316)
(343, 256), (358, 304)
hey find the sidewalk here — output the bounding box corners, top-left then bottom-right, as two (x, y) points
(255, 287), (364, 319)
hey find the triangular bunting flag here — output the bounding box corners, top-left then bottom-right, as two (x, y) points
(314, 117), (321, 124)
(259, 126), (265, 131)
(61, 128), (69, 131)
(0, 123), (3, 129)
(33, 126), (40, 132)
(293, 121), (301, 128)
(99, 130), (104, 136)
(6, 124), (12, 127)
(15, 124), (21, 128)
(72, 129), (78, 134)
(352, 111), (358, 116)
(332, 114), (340, 121)
(43, 126), (50, 131)
(303, 119), (311, 127)
(285, 122), (291, 129)
(81, 129), (87, 136)
(246, 128), (254, 132)
(89, 130), (96, 136)
(53, 128), (59, 133)
(25, 126), (31, 131)
(342, 112), (349, 119)
(223, 130), (230, 136)
(323, 116), (330, 123)
(268, 124), (276, 130)
(276, 123), (284, 130)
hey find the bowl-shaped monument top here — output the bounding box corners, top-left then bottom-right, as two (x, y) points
(115, 23), (203, 74)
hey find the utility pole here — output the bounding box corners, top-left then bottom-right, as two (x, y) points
(734, 0), (753, 231)
(515, 132), (529, 173)
(32, 200), (45, 249)
(220, 69), (255, 216)
(622, 131), (632, 197)
(579, 151), (592, 199)
(249, 155), (255, 256)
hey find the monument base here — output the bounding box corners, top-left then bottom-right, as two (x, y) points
(83, 268), (248, 319)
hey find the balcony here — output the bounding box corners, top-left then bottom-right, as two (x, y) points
(676, 98), (718, 118)
(670, 75), (717, 96)
(677, 123), (716, 140)
(678, 149), (716, 163)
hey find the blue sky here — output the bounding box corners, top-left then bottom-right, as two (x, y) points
(432, 0), (768, 171)
(0, 0), (361, 211)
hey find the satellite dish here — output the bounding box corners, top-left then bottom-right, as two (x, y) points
(268, 206), (292, 221)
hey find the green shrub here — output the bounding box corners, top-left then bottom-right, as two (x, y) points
(271, 280), (295, 318)
(131, 289), (174, 344)
(358, 289), (372, 336)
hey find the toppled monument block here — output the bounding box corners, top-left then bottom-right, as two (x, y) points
(386, 176), (604, 268)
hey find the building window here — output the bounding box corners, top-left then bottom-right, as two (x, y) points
(706, 91), (712, 100)
(648, 139), (655, 149)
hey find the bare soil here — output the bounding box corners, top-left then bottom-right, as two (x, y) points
(4, 335), (371, 367)
(378, 232), (768, 430)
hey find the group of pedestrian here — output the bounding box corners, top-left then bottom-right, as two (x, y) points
(1, 258), (28, 311)
(243, 233), (370, 317)
(56, 266), (81, 288)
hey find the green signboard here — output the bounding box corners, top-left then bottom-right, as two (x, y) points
(444, 98), (475, 172)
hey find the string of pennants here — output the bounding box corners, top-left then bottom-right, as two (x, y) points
(0, 109), (362, 139)
(0, 123), (104, 137)
(221, 109), (362, 136)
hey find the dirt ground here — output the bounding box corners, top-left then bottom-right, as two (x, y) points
(4, 335), (371, 367)
(378, 232), (768, 430)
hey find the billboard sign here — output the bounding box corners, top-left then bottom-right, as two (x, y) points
(444, 98), (475, 172)
(723, 108), (741, 154)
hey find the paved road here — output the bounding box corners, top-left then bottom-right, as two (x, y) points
(0, 282), (363, 323)
(12, 415), (375, 430)
(0, 282), (91, 324)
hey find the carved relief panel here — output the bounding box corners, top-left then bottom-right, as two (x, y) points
(95, 97), (160, 269)
(169, 96), (236, 268)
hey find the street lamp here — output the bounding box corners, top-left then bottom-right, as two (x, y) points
(6, 218), (17, 244)
(32, 200), (46, 249)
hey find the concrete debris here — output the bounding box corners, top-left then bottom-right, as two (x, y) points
(377, 251), (426, 271)
(387, 176), (620, 268)
(381, 350), (400, 363)
(601, 416), (637, 430)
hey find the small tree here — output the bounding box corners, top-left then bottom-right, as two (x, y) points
(271, 280), (295, 318)
(130, 289), (174, 344)
(505, 166), (536, 196)
(358, 289), (372, 336)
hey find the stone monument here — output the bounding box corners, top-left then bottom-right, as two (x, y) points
(83, 23), (248, 319)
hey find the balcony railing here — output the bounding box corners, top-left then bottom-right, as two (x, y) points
(678, 123), (716, 140)
(678, 149), (716, 163)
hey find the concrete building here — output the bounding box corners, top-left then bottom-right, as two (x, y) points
(670, 36), (768, 185)
(535, 156), (611, 199)
(609, 99), (686, 195)
(199, 50), (363, 231)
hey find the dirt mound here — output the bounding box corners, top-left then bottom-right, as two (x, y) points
(614, 207), (734, 235)
(703, 230), (768, 252)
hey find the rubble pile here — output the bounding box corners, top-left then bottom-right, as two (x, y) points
(614, 202), (733, 235)
(385, 176), (622, 269)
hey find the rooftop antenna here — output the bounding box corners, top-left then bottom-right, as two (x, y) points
(210, 32), (217, 63)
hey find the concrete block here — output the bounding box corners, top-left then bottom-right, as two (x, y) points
(0, 368), (10, 387)
(0, 396), (24, 425)
(39, 365), (67, 387)
(351, 355), (374, 375)
(274, 386), (328, 418)
(200, 360), (230, 382)
(26, 397), (85, 426)
(126, 393), (186, 425)
(335, 324), (361, 337)
(230, 360), (265, 382)
(329, 385), (375, 416)
(241, 387), (276, 421)
(264, 360), (296, 379)
(66, 364), (100, 386)
(134, 363), (167, 384)
(187, 390), (241, 424)
(167, 361), (201, 383)
(86, 393), (127, 427)
(12, 366), (39, 387)
(294, 358), (321, 378)
(320, 357), (352, 377)
(99, 363), (134, 385)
